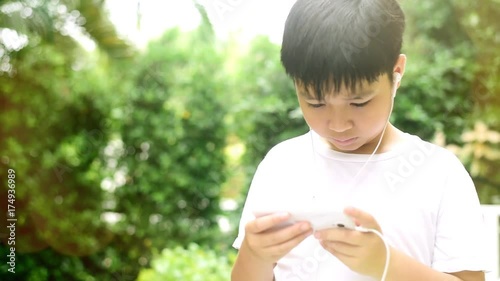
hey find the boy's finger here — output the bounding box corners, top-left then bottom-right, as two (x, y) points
(261, 221), (312, 247)
(246, 212), (291, 233)
(344, 207), (381, 232)
(267, 227), (313, 255)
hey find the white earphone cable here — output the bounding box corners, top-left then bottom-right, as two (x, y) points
(352, 76), (399, 281)
(351, 75), (398, 184)
(355, 226), (391, 281)
(309, 74), (400, 281)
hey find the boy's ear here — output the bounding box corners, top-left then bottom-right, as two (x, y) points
(393, 54), (407, 87)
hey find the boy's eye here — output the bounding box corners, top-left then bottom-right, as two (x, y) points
(307, 103), (325, 108)
(351, 100), (371, 107)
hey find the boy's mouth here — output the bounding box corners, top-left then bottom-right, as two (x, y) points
(329, 137), (358, 147)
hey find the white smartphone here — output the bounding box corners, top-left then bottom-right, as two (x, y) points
(253, 210), (357, 231)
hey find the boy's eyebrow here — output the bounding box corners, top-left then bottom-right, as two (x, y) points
(299, 90), (317, 99)
(299, 88), (376, 100)
(349, 89), (376, 100)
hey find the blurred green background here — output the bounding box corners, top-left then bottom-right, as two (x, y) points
(0, 0), (498, 280)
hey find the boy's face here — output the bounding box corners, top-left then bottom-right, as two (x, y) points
(295, 75), (397, 154)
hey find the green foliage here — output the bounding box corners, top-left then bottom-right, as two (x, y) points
(452, 0), (500, 126)
(396, 0), (476, 143)
(0, 246), (97, 281)
(136, 243), (236, 281)
(444, 122), (500, 203)
(398, 0), (500, 201)
(450, 0), (500, 202)
(1, 1), (232, 279)
(0, 40), (117, 280)
(228, 36), (309, 195)
(0, 0), (134, 58)
(110, 18), (228, 267)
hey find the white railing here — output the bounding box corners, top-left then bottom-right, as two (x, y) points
(483, 205), (500, 281)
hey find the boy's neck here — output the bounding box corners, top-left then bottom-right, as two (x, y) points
(374, 124), (405, 154)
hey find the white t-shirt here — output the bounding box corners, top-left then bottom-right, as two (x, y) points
(233, 130), (488, 281)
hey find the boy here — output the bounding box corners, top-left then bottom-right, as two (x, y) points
(231, 0), (488, 281)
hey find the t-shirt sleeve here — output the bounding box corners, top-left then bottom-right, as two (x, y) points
(232, 156), (271, 250)
(232, 195), (255, 250)
(431, 153), (489, 273)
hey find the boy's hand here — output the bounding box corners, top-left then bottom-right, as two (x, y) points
(314, 207), (389, 279)
(243, 213), (313, 265)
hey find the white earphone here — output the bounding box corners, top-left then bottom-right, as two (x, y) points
(394, 72), (401, 83)
(394, 72), (402, 83)
(392, 73), (402, 98)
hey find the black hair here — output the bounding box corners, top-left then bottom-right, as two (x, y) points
(280, 0), (405, 99)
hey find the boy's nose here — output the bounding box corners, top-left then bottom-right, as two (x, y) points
(328, 110), (353, 133)
(328, 118), (353, 133)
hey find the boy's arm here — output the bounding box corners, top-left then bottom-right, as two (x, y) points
(386, 247), (485, 281)
(231, 241), (275, 281)
(449, 271), (485, 281)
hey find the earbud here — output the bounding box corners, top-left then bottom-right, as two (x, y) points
(393, 73), (402, 84)
(392, 73), (402, 98)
